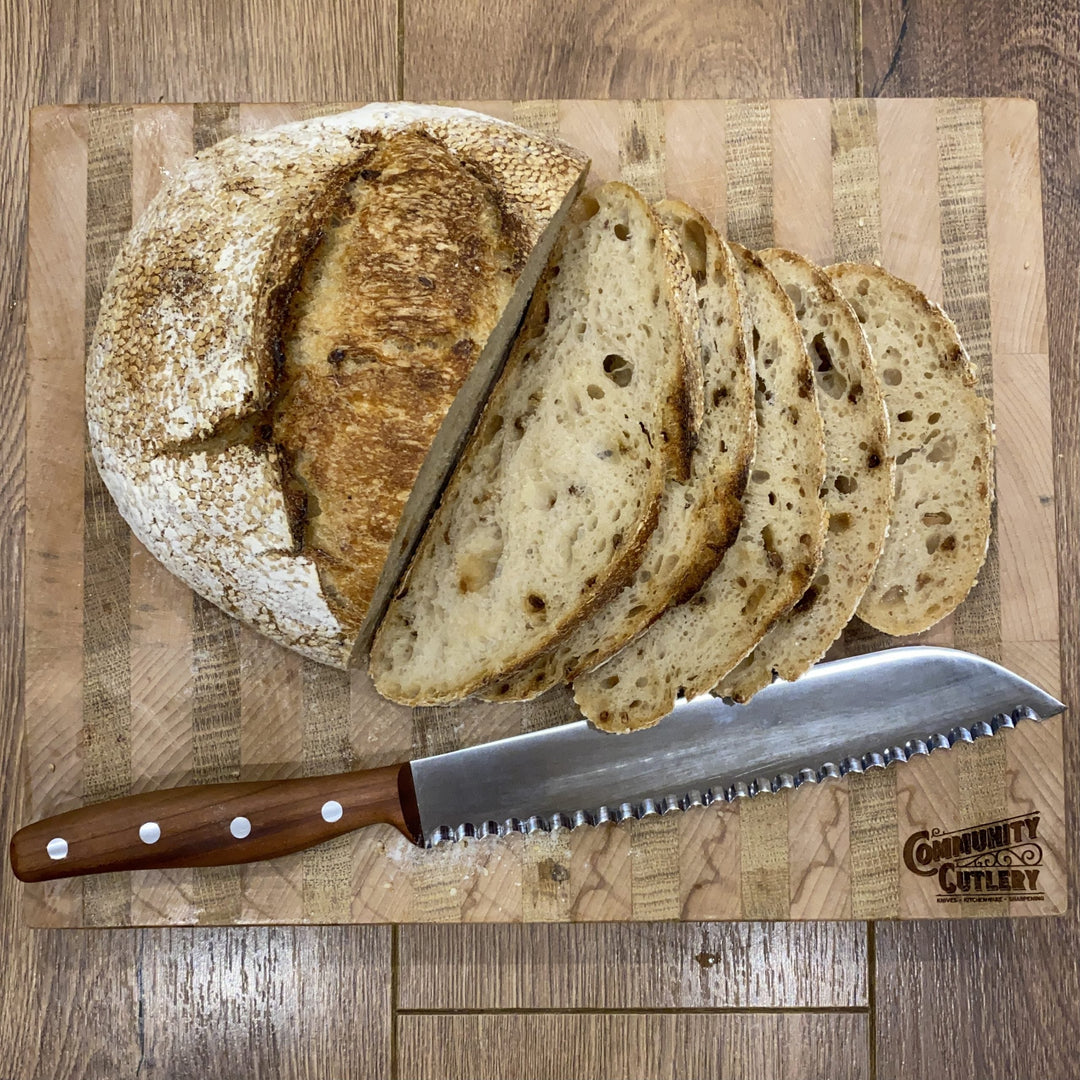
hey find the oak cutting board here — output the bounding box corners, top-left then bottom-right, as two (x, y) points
(23, 99), (1064, 927)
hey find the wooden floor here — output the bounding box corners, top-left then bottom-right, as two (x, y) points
(0, 2), (1077, 1077)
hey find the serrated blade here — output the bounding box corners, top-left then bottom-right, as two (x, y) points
(410, 646), (1064, 845)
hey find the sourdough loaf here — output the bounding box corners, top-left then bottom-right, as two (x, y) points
(86, 104), (589, 667)
(481, 200), (754, 701)
(573, 244), (828, 732)
(716, 248), (893, 703)
(369, 183), (701, 705)
(827, 263), (994, 635)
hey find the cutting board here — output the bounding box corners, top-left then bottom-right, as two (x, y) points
(23, 99), (1064, 927)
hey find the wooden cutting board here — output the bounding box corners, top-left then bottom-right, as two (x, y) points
(23, 99), (1064, 927)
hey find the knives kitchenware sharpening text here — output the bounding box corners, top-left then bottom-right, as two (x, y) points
(9, 646), (1064, 882)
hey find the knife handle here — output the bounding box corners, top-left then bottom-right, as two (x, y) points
(9, 763), (421, 883)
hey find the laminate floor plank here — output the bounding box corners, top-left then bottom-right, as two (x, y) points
(398, 1011), (870, 1080)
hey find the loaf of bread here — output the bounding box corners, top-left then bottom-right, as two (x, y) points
(86, 104), (589, 667)
(827, 263), (994, 635)
(480, 200), (754, 702)
(369, 183), (702, 705)
(716, 249), (893, 703)
(573, 244), (828, 732)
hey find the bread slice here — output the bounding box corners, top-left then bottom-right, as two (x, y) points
(369, 183), (702, 705)
(715, 249), (893, 703)
(480, 201), (754, 702)
(826, 263), (994, 635)
(87, 104), (589, 668)
(573, 244), (828, 732)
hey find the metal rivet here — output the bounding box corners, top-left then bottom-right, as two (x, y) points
(230, 816), (251, 839)
(139, 821), (161, 845)
(321, 800), (343, 824)
(47, 837), (68, 860)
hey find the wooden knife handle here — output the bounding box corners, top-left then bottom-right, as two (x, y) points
(9, 763), (421, 883)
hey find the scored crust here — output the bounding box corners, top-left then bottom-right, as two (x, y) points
(87, 104), (589, 667)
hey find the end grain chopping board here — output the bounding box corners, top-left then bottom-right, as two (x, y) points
(23, 99), (1064, 927)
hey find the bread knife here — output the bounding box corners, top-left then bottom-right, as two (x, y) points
(9, 646), (1064, 882)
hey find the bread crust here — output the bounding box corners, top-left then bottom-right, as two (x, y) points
(87, 104), (588, 667)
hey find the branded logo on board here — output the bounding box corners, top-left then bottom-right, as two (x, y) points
(902, 813), (1045, 904)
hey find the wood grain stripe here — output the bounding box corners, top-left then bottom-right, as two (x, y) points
(738, 791), (790, 918)
(410, 701), (468, 917)
(569, 821), (632, 921)
(411, 844), (466, 922)
(302, 662), (354, 922)
(295, 102), (361, 122)
(235, 104), (308, 134)
(350, 668), (413, 768)
(982, 106), (1057, 645)
(460, 833), (525, 922)
(678, 804), (741, 920)
(517, 684), (578, 734)
(936, 101), (994, 392)
(894, 746), (963, 918)
(956, 737), (1009, 917)
(619, 99), (666, 203)
(983, 202), (1057, 648)
(629, 815), (681, 920)
(724, 101), (772, 248)
(848, 767), (900, 918)
(982, 99), (1048, 355)
(511, 99), (561, 141)
(876, 98), (942, 301)
(830, 99), (881, 264)
(935, 101), (1007, 915)
(412, 704), (465, 758)
(936, 98), (1002, 664)
(82, 104), (134, 927)
(788, 780), (851, 919)
(192, 103), (241, 152)
(771, 98), (832, 263)
(554, 101), (621, 182)
(663, 101), (726, 229)
(24, 107), (90, 928)
(239, 634), (304, 782)
(523, 830), (574, 921)
(1003, 708), (1067, 916)
(26, 108), (88, 812)
(398, 921), (868, 1009)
